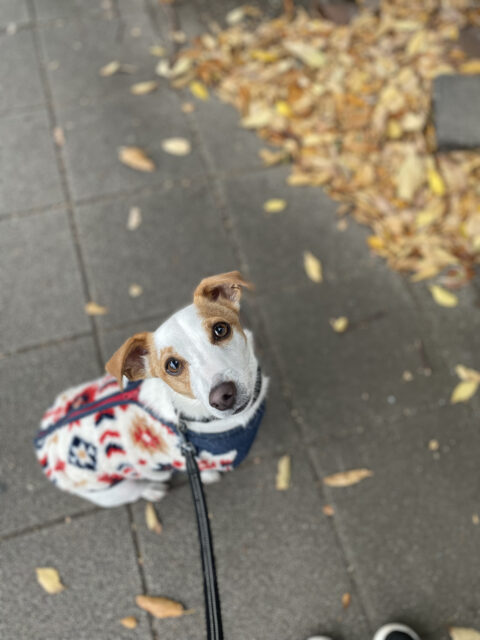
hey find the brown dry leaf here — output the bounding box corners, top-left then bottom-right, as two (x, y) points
(323, 469), (373, 487)
(263, 198), (286, 214)
(330, 317), (349, 333)
(161, 138), (191, 156)
(429, 285), (458, 308)
(129, 284), (143, 298)
(303, 251), (323, 283)
(36, 567), (65, 594)
(53, 126), (65, 147)
(342, 593), (351, 609)
(127, 206), (142, 230)
(85, 301), (108, 316)
(450, 380), (479, 404)
(181, 102), (195, 113)
(120, 617), (138, 629)
(323, 504), (335, 516)
(130, 81), (158, 95)
(449, 628), (480, 640)
(135, 595), (187, 619)
(145, 502), (163, 534)
(118, 147), (155, 172)
(276, 454), (291, 491)
(190, 80), (209, 100)
(396, 152), (425, 201)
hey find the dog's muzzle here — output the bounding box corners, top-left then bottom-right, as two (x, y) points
(209, 381), (237, 411)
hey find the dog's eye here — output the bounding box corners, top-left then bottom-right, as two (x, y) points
(212, 322), (231, 341)
(165, 357), (183, 375)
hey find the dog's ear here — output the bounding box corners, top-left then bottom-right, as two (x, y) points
(193, 271), (254, 311)
(105, 332), (152, 388)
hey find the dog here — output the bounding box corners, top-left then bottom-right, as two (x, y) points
(34, 272), (268, 508)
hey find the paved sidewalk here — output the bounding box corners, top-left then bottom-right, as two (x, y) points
(1, 2), (480, 640)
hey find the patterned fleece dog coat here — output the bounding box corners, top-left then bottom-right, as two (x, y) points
(34, 373), (265, 494)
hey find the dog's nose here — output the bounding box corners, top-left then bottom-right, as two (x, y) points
(209, 382), (237, 411)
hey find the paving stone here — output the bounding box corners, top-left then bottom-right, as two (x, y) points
(434, 74), (480, 150)
(0, 0), (29, 28)
(308, 404), (480, 638)
(34, 0), (115, 21)
(254, 273), (454, 443)
(0, 337), (100, 538)
(0, 509), (149, 639)
(221, 167), (378, 291)
(0, 210), (91, 352)
(0, 109), (63, 214)
(0, 30), (45, 114)
(38, 12), (160, 108)
(133, 448), (370, 640)
(58, 91), (203, 201)
(75, 182), (237, 328)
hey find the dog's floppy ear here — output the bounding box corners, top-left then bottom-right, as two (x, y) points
(193, 271), (253, 311)
(105, 332), (152, 388)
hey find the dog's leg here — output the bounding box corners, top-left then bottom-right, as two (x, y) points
(71, 480), (166, 508)
(200, 470), (221, 485)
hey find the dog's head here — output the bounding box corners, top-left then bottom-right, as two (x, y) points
(106, 271), (258, 418)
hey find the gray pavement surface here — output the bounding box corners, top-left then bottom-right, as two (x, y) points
(1, 2), (480, 640)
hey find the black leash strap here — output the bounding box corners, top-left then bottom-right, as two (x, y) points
(178, 421), (224, 640)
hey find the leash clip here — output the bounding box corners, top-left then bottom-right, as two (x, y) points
(178, 419), (196, 456)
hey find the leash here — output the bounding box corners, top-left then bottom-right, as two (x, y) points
(178, 420), (224, 640)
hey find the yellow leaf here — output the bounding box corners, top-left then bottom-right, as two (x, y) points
(429, 285), (458, 308)
(407, 30), (429, 56)
(323, 469), (373, 487)
(329, 317), (349, 333)
(118, 147), (155, 172)
(450, 380), (479, 404)
(130, 81), (158, 95)
(367, 235), (384, 250)
(129, 283), (143, 298)
(460, 60), (480, 74)
(99, 60), (120, 76)
(120, 617), (138, 629)
(127, 206), (142, 230)
(449, 628), (480, 640)
(416, 210), (440, 228)
(454, 365), (480, 383)
(190, 81), (209, 100)
(276, 455), (291, 491)
(85, 301), (108, 316)
(303, 251), (323, 283)
(36, 568), (65, 594)
(342, 593), (351, 608)
(275, 100), (293, 117)
(427, 168), (446, 196)
(161, 138), (191, 156)
(263, 198), (286, 213)
(136, 595), (187, 619)
(145, 503), (163, 534)
(387, 120), (402, 139)
(250, 49), (279, 63)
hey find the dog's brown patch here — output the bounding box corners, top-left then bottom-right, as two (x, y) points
(148, 346), (194, 398)
(130, 414), (168, 452)
(195, 299), (244, 345)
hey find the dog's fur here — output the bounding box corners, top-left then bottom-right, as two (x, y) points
(35, 272), (268, 507)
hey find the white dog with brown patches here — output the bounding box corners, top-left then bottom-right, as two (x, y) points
(35, 272), (268, 508)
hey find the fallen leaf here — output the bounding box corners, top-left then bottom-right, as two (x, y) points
(454, 365), (480, 383)
(145, 502), (163, 534)
(149, 45), (166, 57)
(36, 567), (65, 594)
(263, 198), (286, 213)
(99, 60), (120, 76)
(129, 284), (143, 298)
(276, 454), (291, 491)
(429, 439), (439, 451)
(118, 147), (155, 172)
(85, 301), (108, 316)
(226, 7), (246, 25)
(303, 251), (323, 283)
(136, 595), (187, 619)
(241, 109), (272, 129)
(449, 628), (480, 640)
(367, 236), (384, 250)
(459, 59), (480, 74)
(323, 469), (373, 487)
(473, 514), (480, 525)
(323, 504), (335, 516)
(181, 102), (195, 113)
(120, 616), (138, 629)
(396, 151), (425, 201)
(402, 370), (413, 381)
(130, 81), (158, 95)
(429, 285), (458, 308)
(450, 380), (479, 404)
(190, 80), (209, 100)
(53, 126), (65, 147)
(170, 30), (187, 44)
(161, 137), (191, 156)
(342, 593), (351, 609)
(329, 316), (349, 333)
(284, 41), (326, 69)
(427, 166), (446, 196)
(127, 206), (142, 230)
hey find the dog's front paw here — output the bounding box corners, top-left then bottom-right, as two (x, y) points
(141, 483), (168, 502)
(201, 470), (221, 485)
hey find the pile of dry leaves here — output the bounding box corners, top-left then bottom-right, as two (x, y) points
(162, 0), (480, 284)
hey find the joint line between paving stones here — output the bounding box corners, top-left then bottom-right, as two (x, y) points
(26, 0), (106, 376)
(0, 506), (100, 543)
(126, 505), (158, 640)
